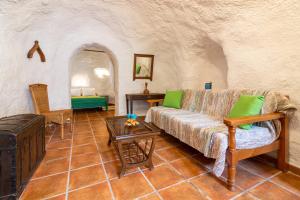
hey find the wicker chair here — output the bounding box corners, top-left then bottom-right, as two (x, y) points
(29, 84), (73, 139)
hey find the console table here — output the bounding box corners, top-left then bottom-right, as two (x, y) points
(126, 93), (165, 114)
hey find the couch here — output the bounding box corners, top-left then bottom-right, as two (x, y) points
(145, 89), (296, 190)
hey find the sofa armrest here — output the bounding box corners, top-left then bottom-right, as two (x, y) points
(223, 112), (284, 127)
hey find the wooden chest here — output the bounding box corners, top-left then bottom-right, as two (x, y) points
(0, 114), (45, 199)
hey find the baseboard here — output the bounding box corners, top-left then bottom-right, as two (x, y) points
(288, 163), (300, 175)
(257, 154), (300, 176)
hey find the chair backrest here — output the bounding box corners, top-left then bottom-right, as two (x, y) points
(29, 84), (50, 114)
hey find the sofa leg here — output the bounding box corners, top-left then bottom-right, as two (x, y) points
(227, 162), (236, 191)
(277, 116), (288, 172)
(227, 126), (237, 191)
(61, 123), (64, 140)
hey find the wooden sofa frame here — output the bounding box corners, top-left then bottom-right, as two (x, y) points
(223, 112), (288, 191)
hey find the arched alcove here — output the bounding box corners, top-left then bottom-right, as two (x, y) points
(179, 36), (229, 90)
(68, 43), (119, 113)
(202, 37), (228, 90)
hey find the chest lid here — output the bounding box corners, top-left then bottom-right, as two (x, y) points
(0, 114), (44, 136)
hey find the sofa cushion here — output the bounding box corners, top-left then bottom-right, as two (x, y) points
(228, 95), (265, 129)
(71, 88), (81, 96)
(181, 90), (206, 112)
(82, 87), (96, 96)
(163, 90), (183, 109)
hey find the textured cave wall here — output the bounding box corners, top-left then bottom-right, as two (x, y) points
(70, 50), (115, 103)
(0, 0), (299, 167)
(181, 37), (228, 90)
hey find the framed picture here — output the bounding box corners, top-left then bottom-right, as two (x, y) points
(133, 54), (154, 81)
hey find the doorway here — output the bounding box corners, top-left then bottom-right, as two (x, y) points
(69, 45), (117, 113)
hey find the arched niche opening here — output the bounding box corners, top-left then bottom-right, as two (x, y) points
(179, 36), (228, 90)
(202, 37), (228, 89)
(69, 43), (118, 113)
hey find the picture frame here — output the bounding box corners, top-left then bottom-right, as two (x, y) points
(133, 54), (154, 81)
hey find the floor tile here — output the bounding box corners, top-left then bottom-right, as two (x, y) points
(91, 123), (106, 129)
(97, 143), (114, 152)
(170, 157), (207, 178)
(72, 144), (98, 156)
(221, 166), (264, 190)
(101, 150), (119, 162)
(92, 123), (107, 132)
(139, 193), (161, 200)
(180, 145), (201, 156)
(74, 116), (88, 122)
(271, 172), (300, 195)
(47, 140), (71, 149)
(73, 136), (94, 146)
(44, 148), (70, 161)
(74, 124), (91, 133)
(69, 165), (106, 190)
(152, 155), (165, 166)
(159, 182), (206, 200)
(22, 110), (298, 200)
(155, 147), (188, 161)
(104, 160), (138, 178)
(32, 158), (69, 178)
(235, 193), (258, 200)
(71, 152), (101, 169)
(51, 134), (72, 142)
(94, 134), (109, 143)
(73, 121), (89, 126)
(73, 134), (93, 140)
(192, 154), (215, 170)
(45, 136), (51, 143)
(73, 131), (93, 136)
(239, 158), (280, 178)
(46, 194), (66, 200)
(91, 119), (106, 124)
(97, 140), (114, 152)
(144, 164), (184, 190)
(110, 173), (153, 200)
(20, 173), (67, 200)
(191, 174), (241, 200)
(155, 139), (179, 150)
(68, 182), (112, 200)
(94, 129), (109, 136)
(249, 181), (299, 200)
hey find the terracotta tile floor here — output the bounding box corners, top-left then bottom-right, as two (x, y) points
(19, 110), (300, 200)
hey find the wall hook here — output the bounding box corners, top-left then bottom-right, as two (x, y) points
(27, 40), (46, 62)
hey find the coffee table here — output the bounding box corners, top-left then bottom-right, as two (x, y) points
(105, 116), (161, 177)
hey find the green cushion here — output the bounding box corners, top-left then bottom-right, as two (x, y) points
(228, 95), (265, 129)
(163, 90), (183, 109)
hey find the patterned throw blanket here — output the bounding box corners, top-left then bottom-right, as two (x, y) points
(145, 89), (296, 176)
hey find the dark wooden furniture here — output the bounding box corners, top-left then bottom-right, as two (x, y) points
(133, 54), (154, 81)
(146, 99), (163, 107)
(105, 116), (160, 177)
(27, 40), (46, 62)
(126, 93), (165, 114)
(223, 113), (288, 191)
(0, 114), (45, 199)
